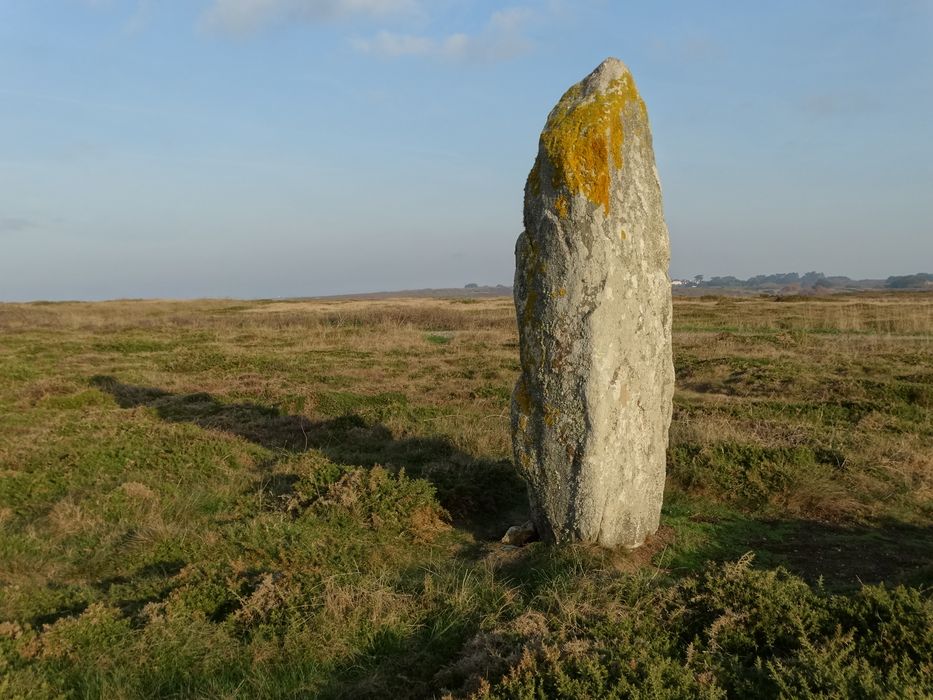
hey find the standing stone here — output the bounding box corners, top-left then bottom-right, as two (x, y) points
(511, 57), (674, 549)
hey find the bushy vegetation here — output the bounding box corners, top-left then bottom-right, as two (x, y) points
(700, 271), (833, 289)
(474, 558), (931, 699)
(0, 293), (930, 698)
(887, 273), (933, 290)
(691, 270), (933, 291)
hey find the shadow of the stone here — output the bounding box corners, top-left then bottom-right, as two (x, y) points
(90, 375), (527, 541)
(664, 511), (933, 591)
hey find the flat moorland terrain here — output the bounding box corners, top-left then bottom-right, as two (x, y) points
(1, 293), (931, 698)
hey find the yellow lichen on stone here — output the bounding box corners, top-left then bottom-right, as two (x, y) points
(522, 288), (538, 328)
(540, 74), (642, 215)
(519, 236), (540, 326)
(514, 380), (533, 415)
(528, 161), (541, 198)
(619, 229), (627, 240)
(555, 195), (569, 219)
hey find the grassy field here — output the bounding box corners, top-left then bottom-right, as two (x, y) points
(0, 292), (930, 698)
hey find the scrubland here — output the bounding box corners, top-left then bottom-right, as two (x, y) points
(0, 292), (930, 698)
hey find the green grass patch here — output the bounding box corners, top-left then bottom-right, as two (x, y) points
(0, 295), (929, 697)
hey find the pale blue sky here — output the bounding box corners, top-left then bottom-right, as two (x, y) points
(1, 0), (931, 300)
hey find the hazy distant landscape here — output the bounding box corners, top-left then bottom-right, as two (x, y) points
(1, 293), (930, 697)
(3, 2), (932, 698)
(311, 271), (933, 303)
(678, 271), (933, 293)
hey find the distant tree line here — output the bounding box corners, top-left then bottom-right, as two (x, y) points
(694, 272), (931, 290)
(698, 272), (832, 289)
(885, 273), (933, 289)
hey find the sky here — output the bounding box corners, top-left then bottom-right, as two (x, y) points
(1, 0), (931, 301)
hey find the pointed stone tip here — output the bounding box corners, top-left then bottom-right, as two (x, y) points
(580, 57), (634, 96)
(592, 57), (630, 80)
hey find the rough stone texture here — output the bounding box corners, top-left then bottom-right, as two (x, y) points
(511, 57), (674, 549)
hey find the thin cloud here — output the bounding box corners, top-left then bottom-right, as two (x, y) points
(352, 6), (535, 62)
(350, 30), (435, 56)
(648, 33), (724, 63)
(124, 0), (154, 34)
(0, 217), (35, 235)
(802, 91), (880, 118)
(79, 0), (156, 33)
(489, 7), (534, 32)
(203, 0), (418, 34)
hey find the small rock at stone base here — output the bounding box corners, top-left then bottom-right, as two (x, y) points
(501, 521), (537, 547)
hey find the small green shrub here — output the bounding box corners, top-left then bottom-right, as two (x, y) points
(315, 390), (409, 419)
(472, 557), (933, 699)
(312, 466), (448, 539)
(669, 442), (841, 509)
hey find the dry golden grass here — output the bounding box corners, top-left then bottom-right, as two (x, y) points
(0, 290), (930, 698)
(1, 292), (929, 525)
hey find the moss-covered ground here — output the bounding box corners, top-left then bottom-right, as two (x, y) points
(0, 293), (930, 698)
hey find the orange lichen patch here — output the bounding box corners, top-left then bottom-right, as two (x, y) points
(555, 194), (569, 219)
(541, 74), (643, 214)
(527, 161), (542, 198)
(519, 452), (533, 471)
(514, 379), (533, 416)
(519, 237), (542, 326)
(522, 288), (539, 328)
